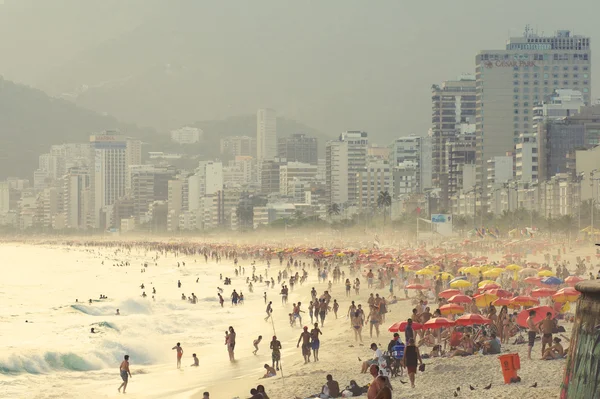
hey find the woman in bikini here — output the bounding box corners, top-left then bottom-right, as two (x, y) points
(351, 311), (363, 343)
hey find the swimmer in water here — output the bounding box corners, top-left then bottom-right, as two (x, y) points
(91, 328), (96, 333)
(172, 343), (183, 369)
(191, 353), (199, 367)
(116, 309), (120, 315)
(118, 355), (132, 393)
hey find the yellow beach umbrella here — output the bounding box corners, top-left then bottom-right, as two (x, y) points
(538, 270), (556, 277)
(483, 269), (502, 278)
(435, 272), (454, 280)
(451, 280), (472, 289)
(426, 264), (441, 271)
(506, 264), (522, 271)
(474, 293), (498, 307)
(458, 266), (467, 273)
(478, 280), (497, 288)
(464, 266), (480, 275)
(416, 269), (435, 276)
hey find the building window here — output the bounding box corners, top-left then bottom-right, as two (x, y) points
(514, 95), (519, 100)
(563, 81), (568, 85)
(534, 81), (539, 85)
(524, 116), (529, 121)
(533, 73), (538, 78)
(513, 73), (519, 78)
(574, 66), (579, 71)
(584, 73), (589, 78)
(553, 66), (559, 71)
(524, 109), (529, 114)
(553, 74), (559, 78)
(563, 73), (569, 78)
(544, 66), (549, 71)
(563, 66), (569, 71)
(514, 116), (519, 121)
(513, 88), (519, 93)
(573, 81), (579, 85)
(584, 88), (589, 93)
(513, 66), (519, 71)
(523, 102), (529, 107)
(573, 74), (579, 79)
(553, 80), (559, 85)
(523, 81), (529, 85)
(514, 109), (519, 114)
(523, 95), (529, 100)
(514, 102), (519, 107)
(524, 123), (529, 129)
(584, 80), (589, 85)
(544, 87), (549, 93)
(514, 81), (519, 85)
(523, 73), (530, 78)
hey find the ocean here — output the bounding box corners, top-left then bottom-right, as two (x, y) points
(0, 243), (299, 398)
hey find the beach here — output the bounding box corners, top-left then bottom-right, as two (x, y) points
(0, 238), (592, 398)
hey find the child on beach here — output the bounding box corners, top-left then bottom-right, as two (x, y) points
(253, 336), (263, 355)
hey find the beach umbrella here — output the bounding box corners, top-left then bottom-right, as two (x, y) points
(406, 284), (427, 290)
(519, 268), (539, 277)
(438, 289), (461, 299)
(552, 287), (581, 303)
(506, 264), (522, 271)
(464, 266), (481, 275)
(538, 269), (556, 277)
(440, 303), (465, 315)
(474, 293), (498, 307)
(484, 288), (512, 298)
(516, 306), (555, 328)
(492, 298), (518, 308)
(424, 317), (456, 329)
(477, 280), (497, 288)
(523, 277), (543, 286)
(479, 283), (501, 291)
(455, 313), (492, 326)
(426, 264), (442, 271)
(416, 269), (434, 276)
(450, 276), (468, 283)
(450, 280), (472, 289)
(388, 321), (423, 333)
(435, 272), (454, 280)
(483, 269), (504, 278)
(510, 295), (540, 307)
(565, 276), (584, 286)
(541, 276), (563, 286)
(448, 294), (473, 304)
(531, 287), (557, 298)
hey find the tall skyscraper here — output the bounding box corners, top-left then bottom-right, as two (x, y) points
(431, 75), (476, 194)
(89, 133), (128, 228)
(476, 28), (591, 202)
(257, 109), (277, 161)
(325, 140), (348, 206)
(389, 135), (432, 193)
(277, 133), (318, 165)
(341, 131), (369, 205)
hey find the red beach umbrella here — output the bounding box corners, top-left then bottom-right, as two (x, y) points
(447, 294), (473, 304)
(388, 321), (423, 333)
(406, 284), (427, 290)
(510, 295), (540, 307)
(565, 276), (584, 286)
(440, 303), (465, 315)
(531, 288), (557, 298)
(516, 306), (555, 328)
(424, 317), (456, 329)
(484, 288), (513, 298)
(438, 289), (461, 299)
(455, 313), (492, 326)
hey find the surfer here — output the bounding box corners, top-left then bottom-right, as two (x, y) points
(118, 355), (132, 394)
(172, 343), (184, 369)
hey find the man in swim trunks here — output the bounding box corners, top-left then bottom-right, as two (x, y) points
(537, 312), (554, 358)
(172, 342), (183, 369)
(297, 326), (312, 363)
(118, 354), (132, 393)
(270, 336), (282, 370)
(310, 323), (322, 361)
(527, 310), (537, 360)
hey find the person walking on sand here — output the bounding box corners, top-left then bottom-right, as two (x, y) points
(265, 301), (273, 321)
(527, 310), (537, 360)
(227, 326), (237, 361)
(297, 326), (312, 363)
(118, 355), (132, 393)
(270, 336), (282, 371)
(310, 323), (322, 361)
(253, 335), (263, 355)
(172, 343), (183, 369)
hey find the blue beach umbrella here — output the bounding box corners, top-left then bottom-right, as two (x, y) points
(450, 276), (468, 284)
(541, 276), (563, 286)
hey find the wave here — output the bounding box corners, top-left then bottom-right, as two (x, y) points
(70, 298), (153, 316)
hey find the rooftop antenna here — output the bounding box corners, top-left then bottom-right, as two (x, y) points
(524, 24), (531, 37)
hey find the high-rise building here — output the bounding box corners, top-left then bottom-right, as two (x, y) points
(325, 140), (348, 206)
(445, 125), (477, 200)
(170, 127), (202, 144)
(125, 138), (143, 190)
(358, 159), (392, 210)
(89, 133), (128, 228)
(130, 165), (176, 222)
(431, 75), (476, 191)
(0, 181), (10, 214)
(341, 131), (369, 205)
(279, 162), (318, 196)
(257, 109), (277, 161)
(220, 136), (257, 158)
(389, 135), (432, 193)
(277, 133), (318, 165)
(260, 158), (285, 195)
(476, 28), (591, 201)
(63, 168), (90, 229)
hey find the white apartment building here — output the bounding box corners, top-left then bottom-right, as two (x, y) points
(170, 126), (202, 144)
(188, 161), (223, 212)
(279, 162), (317, 196)
(89, 133), (128, 228)
(515, 132), (538, 182)
(325, 140), (348, 205)
(476, 28), (591, 199)
(487, 156), (514, 214)
(389, 135), (432, 192)
(358, 159), (393, 210)
(257, 108), (277, 161)
(63, 168), (90, 229)
(0, 181), (9, 213)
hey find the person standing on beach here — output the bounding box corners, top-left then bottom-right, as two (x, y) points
(118, 355), (132, 394)
(172, 343), (183, 369)
(228, 326), (237, 361)
(270, 336), (282, 370)
(537, 312), (554, 358)
(405, 318), (415, 345)
(297, 326), (312, 363)
(218, 293), (224, 307)
(332, 299), (339, 319)
(310, 323), (322, 361)
(527, 310), (537, 360)
(351, 311), (364, 343)
(402, 338), (422, 389)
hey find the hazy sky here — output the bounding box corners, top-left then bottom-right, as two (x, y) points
(0, 0), (598, 143)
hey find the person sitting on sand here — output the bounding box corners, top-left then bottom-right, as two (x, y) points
(483, 332), (501, 355)
(542, 337), (564, 360)
(361, 343), (383, 373)
(262, 364), (277, 378)
(418, 329), (436, 347)
(191, 353), (199, 366)
(449, 333), (474, 357)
